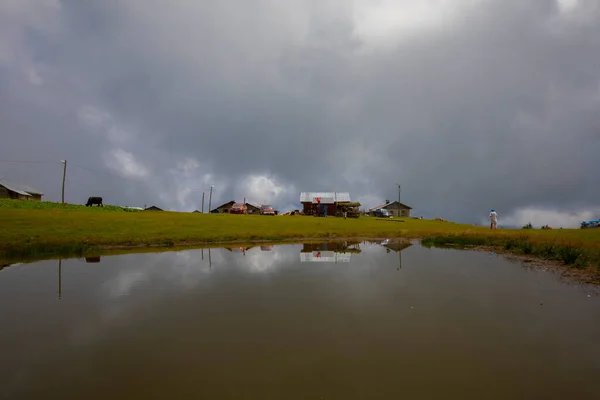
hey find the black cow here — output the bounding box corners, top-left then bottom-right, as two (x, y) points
(86, 196), (103, 207)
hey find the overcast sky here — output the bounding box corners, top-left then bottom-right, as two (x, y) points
(1, 0), (599, 226)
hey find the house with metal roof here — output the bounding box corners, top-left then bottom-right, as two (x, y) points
(299, 192), (352, 216)
(0, 180), (44, 201)
(369, 201), (412, 217)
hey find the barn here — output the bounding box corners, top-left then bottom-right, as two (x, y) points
(300, 192), (351, 216)
(0, 180), (43, 201)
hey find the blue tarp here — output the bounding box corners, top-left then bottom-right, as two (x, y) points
(580, 219), (600, 228)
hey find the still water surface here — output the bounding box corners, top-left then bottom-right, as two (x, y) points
(1, 240), (599, 399)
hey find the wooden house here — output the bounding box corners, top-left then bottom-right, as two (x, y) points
(369, 201), (412, 217)
(300, 192), (352, 216)
(0, 180), (43, 201)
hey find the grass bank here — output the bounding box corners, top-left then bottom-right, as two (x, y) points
(1, 200), (599, 281)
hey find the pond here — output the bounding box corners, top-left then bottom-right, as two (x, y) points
(1, 240), (599, 399)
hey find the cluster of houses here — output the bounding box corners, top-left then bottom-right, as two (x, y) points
(206, 192), (412, 217)
(298, 192), (412, 218)
(126, 194), (414, 217)
(0, 180), (413, 217)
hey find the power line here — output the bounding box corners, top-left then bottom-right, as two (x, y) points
(0, 158), (139, 182)
(0, 160), (62, 165)
(70, 164), (129, 180)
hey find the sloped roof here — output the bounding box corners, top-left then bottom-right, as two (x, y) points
(369, 201), (412, 211)
(300, 192), (351, 203)
(245, 202), (261, 209)
(211, 200), (235, 211)
(0, 180), (43, 196)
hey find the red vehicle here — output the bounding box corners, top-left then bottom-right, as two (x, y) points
(229, 202), (247, 214)
(260, 204), (275, 215)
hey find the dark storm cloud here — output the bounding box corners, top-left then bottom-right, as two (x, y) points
(1, 0), (599, 224)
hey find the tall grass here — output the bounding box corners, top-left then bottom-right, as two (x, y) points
(422, 233), (598, 273)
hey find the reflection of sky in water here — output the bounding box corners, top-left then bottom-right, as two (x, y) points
(2, 241), (410, 349)
(1, 240), (599, 399)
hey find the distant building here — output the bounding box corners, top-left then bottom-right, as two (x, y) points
(211, 201), (263, 214)
(144, 205), (163, 211)
(300, 192), (351, 216)
(0, 180), (43, 201)
(211, 201), (235, 213)
(245, 202), (261, 214)
(369, 201), (412, 217)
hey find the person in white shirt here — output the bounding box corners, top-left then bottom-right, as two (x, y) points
(489, 208), (498, 229)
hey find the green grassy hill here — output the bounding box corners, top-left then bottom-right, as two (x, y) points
(0, 199), (141, 212)
(1, 199), (599, 282)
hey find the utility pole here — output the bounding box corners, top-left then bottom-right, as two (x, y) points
(61, 160), (67, 204)
(201, 192), (205, 213)
(397, 184), (401, 204)
(208, 185), (214, 213)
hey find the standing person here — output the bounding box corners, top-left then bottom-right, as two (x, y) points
(343, 207), (347, 220)
(489, 208), (498, 229)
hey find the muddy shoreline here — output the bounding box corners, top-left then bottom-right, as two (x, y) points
(470, 245), (600, 290)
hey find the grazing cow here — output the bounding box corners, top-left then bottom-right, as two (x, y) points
(86, 196), (103, 207)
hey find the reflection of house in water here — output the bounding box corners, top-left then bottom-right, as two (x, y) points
(379, 240), (412, 270)
(85, 256), (101, 263)
(260, 246), (273, 251)
(1, 262), (23, 272)
(300, 251), (352, 263)
(300, 241), (361, 263)
(223, 246), (255, 255)
(380, 240), (412, 253)
(301, 241), (362, 253)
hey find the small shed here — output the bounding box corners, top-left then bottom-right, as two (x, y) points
(144, 205), (163, 211)
(0, 180), (43, 201)
(369, 201), (412, 217)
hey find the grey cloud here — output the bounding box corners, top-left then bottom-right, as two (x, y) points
(1, 0), (599, 221)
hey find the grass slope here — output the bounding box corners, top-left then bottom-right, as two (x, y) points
(0, 199), (141, 212)
(1, 200), (599, 280)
